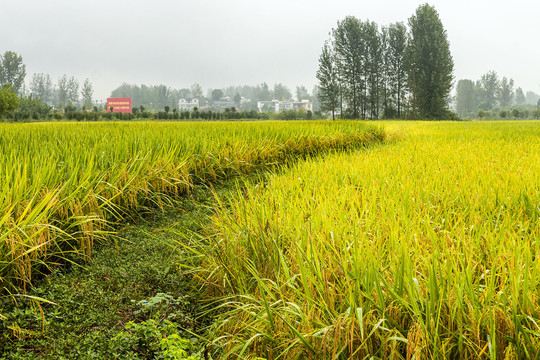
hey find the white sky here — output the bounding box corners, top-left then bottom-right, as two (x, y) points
(2, 0), (539, 101)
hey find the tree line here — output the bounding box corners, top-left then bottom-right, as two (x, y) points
(29, 73), (94, 110)
(0, 51), (95, 109)
(0, 51), (322, 121)
(455, 71), (540, 119)
(110, 82), (318, 112)
(0, 50), (99, 119)
(0, 51), (25, 117)
(317, 4), (455, 120)
(0, 48), (321, 121)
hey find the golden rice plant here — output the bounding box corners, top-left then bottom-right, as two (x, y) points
(0, 120), (384, 298)
(201, 121), (540, 359)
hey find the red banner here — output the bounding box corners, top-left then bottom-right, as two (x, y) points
(107, 98), (132, 113)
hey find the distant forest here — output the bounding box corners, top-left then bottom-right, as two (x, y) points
(0, 49), (321, 121)
(109, 83), (319, 112)
(2, 11), (540, 122)
(455, 72), (540, 119)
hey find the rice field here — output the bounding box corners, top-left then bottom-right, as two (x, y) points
(0, 120), (384, 296)
(200, 121), (540, 359)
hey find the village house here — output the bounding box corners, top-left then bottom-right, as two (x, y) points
(178, 98), (199, 111)
(257, 99), (313, 113)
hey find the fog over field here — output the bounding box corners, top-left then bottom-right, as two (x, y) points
(1, 0), (539, 100)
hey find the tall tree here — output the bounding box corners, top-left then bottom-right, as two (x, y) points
(154, 84), (170, 109)
(29, 73), (54, 105)
(211, 89), (224, 101)
(0, 51), (26, 94)
(0, 84), (19, 116)
(380, 26), (390, 117)
(255, 83), (272, 101)
(478, 71), (499, 110)
(407, 4), (454, 119)
(316, 42), (340, 120)
(178, 88), (191, 100)
(273, 83), (292, 100)
(56, 75), (69, 107)
(295, 85), (310, 101)
(515, 87), (526, 105)
(81, 78), (94, 109)
(190, 83), (203, 100)
(455, 79), (476, 117)
(386, 22), (408, 118)
(333, 16), (364, 119)
(498, 77), (514, 107)
(233, 93), (241, 107)
(311, 85), (321, 111)
(364, 21), (382, 119)
(67, 76), (79, 106)
(525, 91), (539, 105)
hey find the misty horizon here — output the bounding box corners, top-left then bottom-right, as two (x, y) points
(2, 0), (539, 102)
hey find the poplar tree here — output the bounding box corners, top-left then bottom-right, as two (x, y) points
(81, 79), (94, 109)
(55, 75), (80, 108)
(316, 42), (340, 120)
(407, 4), (454, 119)
(478, 71), (499, 110)
(333, 16), (364, 119)
(66, 76), (79, 106)
(386, 22), (408, 118)
(515, 87), (526, 105)
(363, 21), (382, 119)
(56, 75), (69, 108)
(0, 51), (26, 94)
(30, 73), (54, 105)
(455, 79), (476, 117)
(498, 77), (514, 107)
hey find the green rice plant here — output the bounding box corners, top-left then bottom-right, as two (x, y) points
(200, 121), (540, 359)
(0, 120), (384, 299)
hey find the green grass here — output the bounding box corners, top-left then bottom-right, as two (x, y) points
(0, 187), (212, 359)
(199, 121), (540, 359)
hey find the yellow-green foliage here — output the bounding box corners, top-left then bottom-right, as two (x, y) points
(202, 121), (540, 359)
(0, 120), (383, 295)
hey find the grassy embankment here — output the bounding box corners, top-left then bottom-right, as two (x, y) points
(2, 193), (214, 359)
(0, 120), (384, 300)
(200, 121), (540, 359)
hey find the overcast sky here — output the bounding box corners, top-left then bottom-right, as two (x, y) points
(2, 0), (539, 101)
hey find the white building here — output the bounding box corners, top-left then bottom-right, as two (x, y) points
(257, 100), (277, 112)
(178, 98), (199, 111)
(213, 97), (237, 110)
(257, 99), (313, 113)
(292, 100), (313, 112)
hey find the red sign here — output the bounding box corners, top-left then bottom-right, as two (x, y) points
(107, 98), (132, 113)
